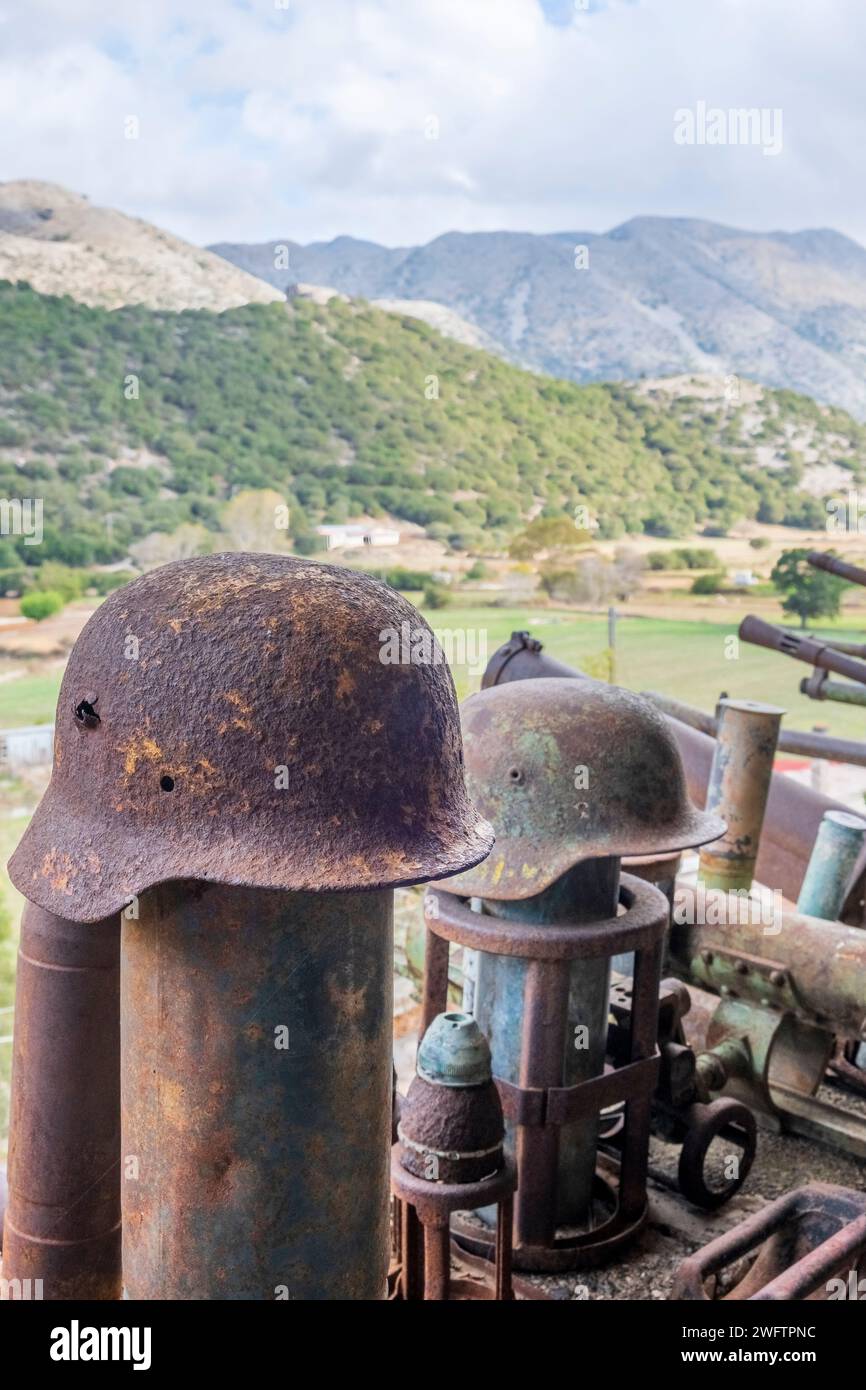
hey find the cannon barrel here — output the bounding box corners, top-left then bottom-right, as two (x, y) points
(807, 549), (866, 589)
(739, 614), (866, 688)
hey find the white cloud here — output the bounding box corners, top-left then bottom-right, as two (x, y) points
(0, 0), (864, 247)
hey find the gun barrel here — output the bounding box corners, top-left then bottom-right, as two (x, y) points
(807, 549), (866, 588)
(739, 614), (866, 687)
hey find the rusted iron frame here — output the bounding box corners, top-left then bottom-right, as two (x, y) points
(422, 876), (666, 1270)
(390, 1152), (517, 1300)
(609, 977), (757, 1209)
(672, 1184), (866, 1301)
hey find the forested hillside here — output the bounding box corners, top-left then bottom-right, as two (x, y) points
(1, 280), (864, 571)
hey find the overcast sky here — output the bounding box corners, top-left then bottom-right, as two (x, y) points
(0, 0), (863, 249)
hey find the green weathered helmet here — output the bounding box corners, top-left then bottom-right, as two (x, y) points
(447, 676), (724, 901)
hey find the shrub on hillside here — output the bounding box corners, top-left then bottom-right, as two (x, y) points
(691, 573), (723, 595)
(21, 589), (64, 621)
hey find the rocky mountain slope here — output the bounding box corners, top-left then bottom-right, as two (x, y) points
(0, 181), (284, 312)
(212, 219), (866, 418)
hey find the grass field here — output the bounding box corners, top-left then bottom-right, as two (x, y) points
(418, 604), (866, 739)
(0, 672), (63, 727)
(1, 603), (865, 736)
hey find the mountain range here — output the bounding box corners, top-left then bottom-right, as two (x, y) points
(211, 219), (866, 420)
(0, 181), (864, 572)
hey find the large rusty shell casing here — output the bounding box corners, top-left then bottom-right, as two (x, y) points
(10, 552), (493, 922)
(449, 677), (723, 901)
(2, 903), (121, 1299)
(698, 698), (784, 892)
(121, 881), (394, 1300)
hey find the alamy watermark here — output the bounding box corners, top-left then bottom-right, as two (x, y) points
(379, 622), (488, 679)
(0, 497), (42, 545)
(827, 489), (866, 533)
(674, 102), (783, 157)
(673, 883), (783, 935)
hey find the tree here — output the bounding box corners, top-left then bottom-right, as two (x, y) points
(221, 489), (292, 553)
(21, 589), (64, 621)
(509, 516), (591, 560)
(771, 549), (846, 627)
(540, 557), (617, 606)
(130, 523), (212, 571)
(612, 547), (645, 600)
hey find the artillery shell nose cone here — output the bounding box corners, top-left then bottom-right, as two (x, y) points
(417, 1010), (492, 1087)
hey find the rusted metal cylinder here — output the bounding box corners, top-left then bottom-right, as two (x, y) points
(806, 549), (866, 590)
(800, 670), (866, 709)
(2, 902), (121, 1300)
(797, 811), (866, 922)
(121, 881), (393, 1301)
(671, 907), (866, 1042)
(698, 699), (783, 892)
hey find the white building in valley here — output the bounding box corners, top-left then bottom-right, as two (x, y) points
(317, 524), (402, 551)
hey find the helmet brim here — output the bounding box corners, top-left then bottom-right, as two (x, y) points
(444, 813), (725, 901)
(9, 792), (495, 923)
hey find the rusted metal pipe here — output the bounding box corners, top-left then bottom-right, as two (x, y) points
(697, 699), (783, 892)
(121, 880), (394, 1301)
(799, 668), (866, 708)
(672, 1183), (866, 1300)
(2, 902), (121, 1301)
(740, 614), (866, 687)
(671, 905), (866, 1043)
(806, 549), (866, 590)
(645, 687), (866, 765)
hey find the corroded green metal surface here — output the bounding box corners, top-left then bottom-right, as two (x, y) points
(475, 858), (619, 1225)
(797, 810), (866, 922)
(450, 677), (723, 902)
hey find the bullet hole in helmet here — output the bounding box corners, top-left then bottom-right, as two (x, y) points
(73, 696), (100, 728)
(508, 766), (523, 784)
(160, 775), (175, 792)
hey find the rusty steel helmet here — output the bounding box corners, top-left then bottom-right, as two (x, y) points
(10, 553), (494, 921)
(446, 676), (724, 901)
